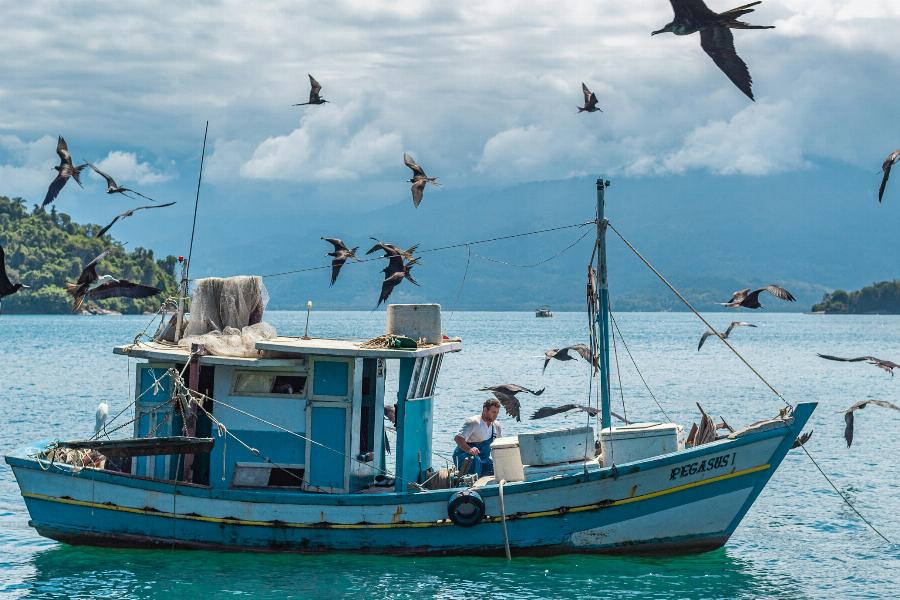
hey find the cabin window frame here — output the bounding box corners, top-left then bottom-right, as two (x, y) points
(406, 354), (443, 401)
(230, 370), (309, 398)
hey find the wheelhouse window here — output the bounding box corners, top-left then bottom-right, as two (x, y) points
(407, 355), (443, 400)
(232, 371), (308, 396)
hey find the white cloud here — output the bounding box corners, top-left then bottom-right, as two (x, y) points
(92, 151), (171, 185)
(0, 135), (58, 200)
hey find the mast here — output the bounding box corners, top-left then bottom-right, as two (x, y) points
(596, 178), (612, 430)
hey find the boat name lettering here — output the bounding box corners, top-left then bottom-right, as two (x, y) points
(669, 452), (736, 480)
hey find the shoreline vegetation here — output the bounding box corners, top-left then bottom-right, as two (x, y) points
(811, 281), (900, 314)
(0, 196), (178, 314)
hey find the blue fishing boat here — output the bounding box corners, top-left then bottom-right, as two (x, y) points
(5, 180), (815, 555)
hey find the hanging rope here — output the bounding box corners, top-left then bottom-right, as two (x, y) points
(470, 228), (592, 268)
(609, 308), (627, 424)
(607, 310), (671, 422)
(446, 244), (472, 325)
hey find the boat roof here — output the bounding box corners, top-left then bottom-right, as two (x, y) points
(113, 336), (461, 365)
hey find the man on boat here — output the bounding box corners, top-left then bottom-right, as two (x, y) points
(453, 398), (502, 477)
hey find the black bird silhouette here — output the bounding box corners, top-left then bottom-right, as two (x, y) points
(878, 150), (900, 202)
(578, 82), (602, 113)
(791, 430), (813, 449)
(543, 344), (598, 374)
(531, 404), (630, 424)
(322, 237), (359, 286)
(88, 163), (158, 202)
(366, 239), (419, 261)
(377, 257), (420, 307)
(0, 244), (29, 313)
(816, 353), (900, 376)
(652, 0), (774, 101)
(697, 321), (756, 350)
(842, 400), (899, 448)
(43, 137), (87, 207)
(403, 153), (439, 208)
(66, 250), (160, 312)
(95, 202), (176, 239)
(293, 74), (327, 106)
(719, 285), (795, 309)
(478, 384), (545, 422)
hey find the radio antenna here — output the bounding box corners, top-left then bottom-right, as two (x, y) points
(175, 120), (209, 342)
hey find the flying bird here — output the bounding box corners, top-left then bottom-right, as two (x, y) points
(377, 257), (420, 307)
(578, 82), (602, 113)
(697, 321), (756, 350)
(652, 0), (775, 101)
(816, 353), (900, 376)
(791, 430), (812, 449)
(366, 239), (419, 261)
(66, 250), (161, 312)
(95, 402), (109, 436)
(293, 74), (327, 106)
(403, 153), (439, 208)
(842, 400), (899, 448)
(531, 404), (630, 424)
(878, 150), (900, 202)
(43, 137), (88, 207)
(543, 344), (598, 374)
(719, 285), (795, 309)
(478, 384), (545, 422)
(0, 244), (29, 313)
(322, 237), (359, 286)
(95, 202), (176, 238)
(88, 163), (158, 202)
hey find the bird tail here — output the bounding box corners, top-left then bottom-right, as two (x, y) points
(65, 281), (79, 295)
(726, 20), (775, 29)
(722, 1), (762, 18)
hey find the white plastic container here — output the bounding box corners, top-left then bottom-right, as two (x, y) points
(490, 436), (525, 482)
(386, 304), (442, 345)
(600, 422), (683, 466)
(517, 426), (595, 466)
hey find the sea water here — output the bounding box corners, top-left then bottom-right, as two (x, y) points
(1, 311), (898, 599)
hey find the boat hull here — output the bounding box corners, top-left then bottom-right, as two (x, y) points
(6, 403), (814, 556)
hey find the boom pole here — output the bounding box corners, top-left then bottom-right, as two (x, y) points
(596, 178), (612, 430)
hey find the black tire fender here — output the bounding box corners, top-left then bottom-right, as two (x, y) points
(447, 490), (485, 527)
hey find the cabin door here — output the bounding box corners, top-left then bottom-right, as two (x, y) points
(304, 402), (350, 493)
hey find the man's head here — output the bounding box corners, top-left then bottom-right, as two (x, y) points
(481, 397), (501, 424)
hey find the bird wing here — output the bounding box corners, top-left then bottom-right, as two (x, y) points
(42, 174), (69, 207)
(377, 272), (403, 307)
(700, 26), (754, 101)
(404, 153), (427, 178)
(88, 163), (117, 188)
(122, 189), (158, 202)
(817, 353), (871, 363)
(581, 82), (593, 105)
(565, 343), (593, 363)
(761, 285), (795, 302)
(56, 136), (73, 165)
(671, 0), (716, 21)
(322, 237), (348, 252)
(366, 240), (390, 255)
(330, 257), (346, 286)
(95, 215), (122, 239)
(97, 202), (174, 238)
(308, 74), (322, 96)
(78, 249), (111, 286)
(879, 161), (892, 203)
(411, 178), (426, 208)
(496, 394), (521, 422)
(865, 399), (900, 412)
(88, 279), (161, 300)
(481, 384), (544, 396)
(724, 321), (756, 336)
(697, 330), (715, 351)
(843, 410), (854, 447)
(0, 244), (12, 290)
(728, 288), (750, 304)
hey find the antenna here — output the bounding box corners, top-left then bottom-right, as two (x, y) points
(175, 120), (209, 342)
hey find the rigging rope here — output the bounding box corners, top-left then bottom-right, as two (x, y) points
(607, 310), (671, 423)
(446, 244), (472, 325)
(609, 307), (627, 424)
(606, 220), (893, 546)
(470, 228), (592, 268)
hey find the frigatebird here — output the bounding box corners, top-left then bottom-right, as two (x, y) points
(403, 153), (439, 208)
(89, 163), (158, 202)
(719, 285), (795, 309)
(43, 137), (87, 207)
(0, 244), (29, 313)
(543, 344), (598, 374)
(321, 237), (359, 286)
(366, 239), (419, 261)
(842, 400), (899, 448)
(478, 384), (545, 422)
(377, 257), (420, 307)
(878, 150), (900, 202)
(652, 0), (774, 101)
(95, 202), (176, 238)
(697, 321), (756, 350)
(816, 353), (900, 376)
(67, 250), (161, 312)
(531, 404), (630, 424)
(578, 82), (602, 113)
(293, 74), (327, 106)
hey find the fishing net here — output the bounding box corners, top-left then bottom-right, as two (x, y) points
(179, 276), (276, 357)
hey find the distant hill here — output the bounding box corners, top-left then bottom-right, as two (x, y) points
(0, 196), (178, 314)
(812, 281), (900, 314)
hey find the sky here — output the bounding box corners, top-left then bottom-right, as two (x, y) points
(2, 1), (900, 245)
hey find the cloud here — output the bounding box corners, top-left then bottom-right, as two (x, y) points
(91, 151), (171, 185)
(0, 135), (58, 200)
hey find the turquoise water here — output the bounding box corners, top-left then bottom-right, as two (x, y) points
(1, 311), (898, 598)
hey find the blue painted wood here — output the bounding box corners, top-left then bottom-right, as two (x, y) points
(398, 397), (433, 486)
(313, 361), (349, 397)
(308, 405), (347, 491)
(394, 358), (414, 492)
(596, 178), (612, 430)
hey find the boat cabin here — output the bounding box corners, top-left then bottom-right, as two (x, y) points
(113, 328), (460, 495)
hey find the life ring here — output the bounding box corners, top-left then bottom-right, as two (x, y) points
(447, 490), (485, 527)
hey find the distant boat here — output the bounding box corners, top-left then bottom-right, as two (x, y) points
(535, 306), (553, 318)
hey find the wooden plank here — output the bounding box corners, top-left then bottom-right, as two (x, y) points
(59, 437), (214, 458)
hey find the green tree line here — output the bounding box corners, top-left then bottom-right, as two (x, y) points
(811, 281), (900, 314)
(0, 196), (178, 314)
